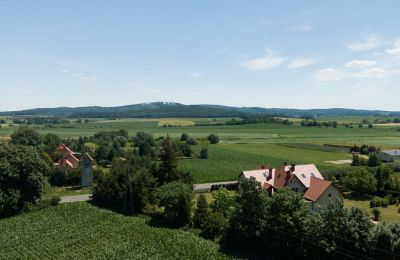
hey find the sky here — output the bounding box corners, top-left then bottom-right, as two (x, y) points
(1, 1), (400, 111)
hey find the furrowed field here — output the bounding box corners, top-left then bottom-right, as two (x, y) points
(0, 203), (230, 260)
(1, 118), (400, 183)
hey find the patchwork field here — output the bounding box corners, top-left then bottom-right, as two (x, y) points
(0, 203), (230, 260)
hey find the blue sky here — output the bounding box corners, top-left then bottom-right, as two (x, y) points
(1, 1), (400, 111)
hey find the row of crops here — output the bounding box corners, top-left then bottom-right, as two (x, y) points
(0, 203), (230, 259)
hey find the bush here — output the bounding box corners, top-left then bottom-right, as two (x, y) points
(207, 134), (220, 144)
(50, 196), (61, 206)
(186, 137), (198, 145)
(210, 182), (238, 192)
(201, 212), (226, 240)
(199, 147), (208, 159)
(372, 208), (381, 221)
(156, 181), (193, 227)
(180, 133), (189, 141)
(178, 143), (193, 157)
(193, 194), (209, 229)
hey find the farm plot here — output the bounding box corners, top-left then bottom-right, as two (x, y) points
(0, 203), (230, 260)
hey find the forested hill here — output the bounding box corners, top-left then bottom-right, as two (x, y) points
(1, 102), (399, 118)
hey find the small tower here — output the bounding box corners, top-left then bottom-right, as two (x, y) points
(79, 153), (94, 187)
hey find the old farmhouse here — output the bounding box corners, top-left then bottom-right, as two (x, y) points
(57, 144), (94, 187)
(240, 163), (343, 210)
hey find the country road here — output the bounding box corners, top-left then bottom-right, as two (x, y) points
(59, 181), (239, 203)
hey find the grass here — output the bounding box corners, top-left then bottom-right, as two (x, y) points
(42, 186), (92, 199)
(0, 202), (231, 260)
(344, 194), (400, 224)
(157, 118), (195, 127)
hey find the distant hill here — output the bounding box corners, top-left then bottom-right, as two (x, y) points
(1, 102), (399, 118)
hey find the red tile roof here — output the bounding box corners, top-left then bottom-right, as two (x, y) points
(303, 177), (332, 202)
(273, 167), (291, 188)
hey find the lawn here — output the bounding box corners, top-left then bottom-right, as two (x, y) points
(0, 203), (231, 260)
(344, 195), (400, 224)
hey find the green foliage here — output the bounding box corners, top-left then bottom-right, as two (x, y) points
(186, 137), (198, 145)
(0, 144), (50, 217)
(376, 165), (393, 190)
(92, 158), (157, 214)
(199, 147), (208, 159)
(157, 181), (193, 227)
(372, 207), (381, 221)
(210, 188), (237, 219)
(180, 133), (189, 141)
(0, 203), (229, 259)
(193, 194), (209, 229)
(374, 223), (400, 259)
(207, 134), (220, 144)
(42, 133), (62, 156)
(201, 212), (226, 240)
(178, 143), (193, 157)
(158, 136), (180, 184)
(343, 168), (377, 195)
(132, 131), (156, 158)
(10, 126), (42, 147)
(368, 153), (381, 167)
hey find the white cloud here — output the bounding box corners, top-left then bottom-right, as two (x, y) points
(60, 69), (69, 73)
(315, 68), (343, 82)
(190, 72), (203, 79)
(355, 67), (390, 78)
(242, 52), (285, 71)
(291, 23), (314, 33)
(288, 57), (317, 69)
(344, 59), (377, 68)
(347, 35), (382, 52)
(386, 38), (400, 58)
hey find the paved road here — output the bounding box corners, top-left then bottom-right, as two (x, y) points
(193, 181), (238, 193)
(60, 194), (91, 203)
(59, 181), (239, 203)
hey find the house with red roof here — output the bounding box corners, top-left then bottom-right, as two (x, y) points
(240, 163), (343, 210)
(57, 144), (94, 187)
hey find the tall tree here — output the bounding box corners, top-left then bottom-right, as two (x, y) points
(158, 136), (180, 183)
(10, 126), (42, 147)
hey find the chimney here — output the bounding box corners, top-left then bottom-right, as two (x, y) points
(259, 165), (267, 170)
(267, 168), (273, 180)
(290, 164), (296, 172)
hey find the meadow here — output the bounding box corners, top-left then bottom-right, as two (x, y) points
(0, 202), (230, 260)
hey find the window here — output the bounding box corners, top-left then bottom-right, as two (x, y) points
(328, 193), (331, 197)
(301, 173), (306, 178)
(311, 173), (315, 177)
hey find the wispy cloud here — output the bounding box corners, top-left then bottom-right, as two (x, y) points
(355, 67), (391, 78)
(344, 59), (377, 68)
(315, 68), (343, 82)
(241, 51), (285, 71)
(61, 70), (97, 81)
(288, 57), (317, 69)
(190, 71), (203, 79)
(386, 38), (400, 58)
(347, 35), (382, 52)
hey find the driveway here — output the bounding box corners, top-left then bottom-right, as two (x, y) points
(60, 194), (91, 203)
(193, 181), (238, 193)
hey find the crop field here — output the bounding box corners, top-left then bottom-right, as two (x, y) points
(180, 143), (351, 183)
(0, 203), (230, 260)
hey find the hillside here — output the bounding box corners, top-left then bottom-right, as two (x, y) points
(1, 102), (399, 118)
(0, 203), (230, 260)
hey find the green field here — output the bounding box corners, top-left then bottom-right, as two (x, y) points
(0, 202), (230, 260)
(2, 118), (400, 183)
(344, 195), (400, 224)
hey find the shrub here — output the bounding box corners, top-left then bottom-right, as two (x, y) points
(50, 196), (61, 206)
(199, 147), (208, 159)
(193, 194), (209, 229)
(372, 208), (381, 221)
(178, 143), (193, 157)
(201, 212), (226, 240)
(180, 133), (189, 141)
(186, 137), (198, 145)
(207, 134), (220, 144)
